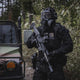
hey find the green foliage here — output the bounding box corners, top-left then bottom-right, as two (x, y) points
(19, 0), (34, 13)
(0, 0), (21, 21)
(20, 0), (80, 79)
(32, 0), (54, 14)
(0, 11), (8, 20)
(21, 1), (80, 79)
(24, 0), (80, 80)
(11, 3), (21, 22)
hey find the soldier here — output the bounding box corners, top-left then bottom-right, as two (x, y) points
(26, 7), (73, 80)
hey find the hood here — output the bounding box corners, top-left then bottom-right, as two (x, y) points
(0, 46), (21, 57)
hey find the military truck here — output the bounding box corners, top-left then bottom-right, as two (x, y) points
(0, 20), (25, 80)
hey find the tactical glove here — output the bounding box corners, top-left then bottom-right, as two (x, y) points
(48, 51), (56, 57)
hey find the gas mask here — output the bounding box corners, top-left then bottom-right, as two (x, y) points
(41, 7), (57, 30)
(41, 19), (55, 30)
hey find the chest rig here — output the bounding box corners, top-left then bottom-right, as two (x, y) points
(40, 31), (59, 52)
(40, 24), (62, 52)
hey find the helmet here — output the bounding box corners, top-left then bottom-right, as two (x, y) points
(41, 7), (57, 20)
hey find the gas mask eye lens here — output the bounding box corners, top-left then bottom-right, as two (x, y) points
(44, 13), (52, 19)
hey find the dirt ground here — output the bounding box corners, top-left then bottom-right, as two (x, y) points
(24, 62), (34, 80)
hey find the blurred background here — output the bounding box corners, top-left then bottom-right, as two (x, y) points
(0, 0), (80, 80)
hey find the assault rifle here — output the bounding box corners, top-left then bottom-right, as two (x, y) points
(30, 22), (53, 72)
